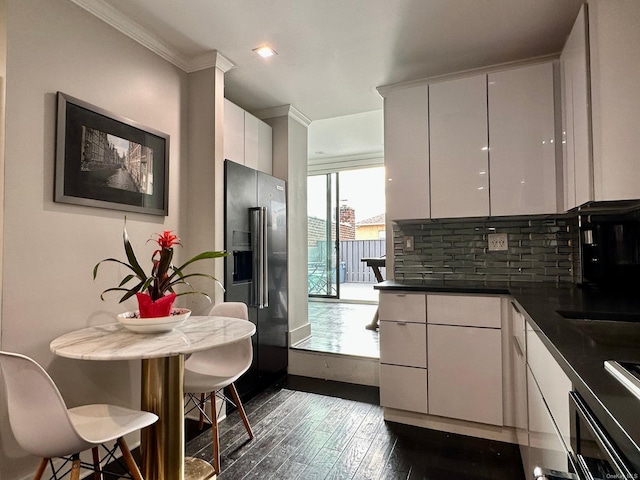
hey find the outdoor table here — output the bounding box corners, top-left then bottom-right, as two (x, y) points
(361, 256), (385, 330)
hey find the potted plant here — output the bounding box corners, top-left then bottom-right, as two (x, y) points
(94, 219), (228, 318)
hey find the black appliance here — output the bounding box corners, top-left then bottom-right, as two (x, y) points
(224, 160), (288, 400)
(579, 206), (640, 289)
(569, 390), (637, 479)
(532, 389), (637, 479)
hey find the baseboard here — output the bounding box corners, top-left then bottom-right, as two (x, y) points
(383, 407), (519, 444)
(288, 349), (379, 386)
(288, 322), (312, 346)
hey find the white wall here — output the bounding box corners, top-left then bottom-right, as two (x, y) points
(262, 109), (311, 346)
(0, 0), (189, 477)
(588, 0), (640, 201)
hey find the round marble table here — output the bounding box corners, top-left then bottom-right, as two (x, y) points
(50, 315), (256, 480)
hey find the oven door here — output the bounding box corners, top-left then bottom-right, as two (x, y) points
(570, 391), (637, 479)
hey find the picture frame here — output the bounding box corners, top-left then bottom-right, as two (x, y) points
(55, 92), (170, 216)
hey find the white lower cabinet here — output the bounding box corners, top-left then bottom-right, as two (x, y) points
(428, 324), (503, 425)
(379, 320), (426, 368)
(426, 294), (503, 426)
(524, 319), (574, 476)
(379, 364), (428, 414)
(504, 303), (528, 442)
(378, 289), (573, 460)
(379, 292), (428, 414)
(525, 367), (572, 475)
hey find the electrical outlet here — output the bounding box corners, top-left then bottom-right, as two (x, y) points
(488, 233), (508, 251)
(404, 235), (414, 252)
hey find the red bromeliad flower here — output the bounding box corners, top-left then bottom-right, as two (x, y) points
(152, 230), (181, 251)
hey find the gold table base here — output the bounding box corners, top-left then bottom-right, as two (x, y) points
(141, 356), (186, 480)
(140, 356), (218, 480)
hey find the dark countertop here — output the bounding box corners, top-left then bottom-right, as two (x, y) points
(376, 279), (640, 472)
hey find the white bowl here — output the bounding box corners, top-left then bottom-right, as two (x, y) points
(116, 308), (191, 333)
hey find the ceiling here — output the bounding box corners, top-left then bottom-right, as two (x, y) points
(83, 0), (584, 122)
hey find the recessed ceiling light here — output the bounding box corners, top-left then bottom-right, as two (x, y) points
(253, 45), (277, 58)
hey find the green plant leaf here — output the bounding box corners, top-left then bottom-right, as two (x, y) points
(93, 258), (135, 280)
(118, 274), (136, 287)
(123, 220), (146, 279)
(169, 251), (228, 282)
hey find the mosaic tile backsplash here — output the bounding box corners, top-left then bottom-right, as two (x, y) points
(393, 215), (580, 284)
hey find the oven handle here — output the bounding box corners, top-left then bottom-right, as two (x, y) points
(569, 391), (636, 479)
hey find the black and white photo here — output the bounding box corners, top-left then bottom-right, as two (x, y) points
(55, 92), (169, 216)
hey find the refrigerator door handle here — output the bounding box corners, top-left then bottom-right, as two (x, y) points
(250, 207), (269, 309)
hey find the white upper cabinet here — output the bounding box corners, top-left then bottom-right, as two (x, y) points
(561, 4), (592, 210)
(488, 62), (558, 215)
(429, 74), (490, 218)
(224, 99), (273, 174)
(224, 99), (245, 164)
(257, 120), (273, 175)
(244, 111), (260, 170)
(383, 85), (430, 221)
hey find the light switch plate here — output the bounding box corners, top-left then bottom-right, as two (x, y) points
(488, 233), (508, 251)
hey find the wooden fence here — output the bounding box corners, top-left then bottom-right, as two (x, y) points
(340, 239), (386, 283)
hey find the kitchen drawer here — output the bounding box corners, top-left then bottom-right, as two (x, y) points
(427, 294), (501, 328)
(379, 292), (426, 323)
(380, 320), (427, 368)
(380, 364), (428, 413)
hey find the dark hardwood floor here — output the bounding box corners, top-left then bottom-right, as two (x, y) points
(185, 376), (525, 480)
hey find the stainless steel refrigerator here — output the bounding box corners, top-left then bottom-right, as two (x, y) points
(224, 160), (288, 400)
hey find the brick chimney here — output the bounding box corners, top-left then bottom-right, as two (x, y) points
(339, 205), (356, 240)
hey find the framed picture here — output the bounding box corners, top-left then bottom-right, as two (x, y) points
(55, 92), (169, 216)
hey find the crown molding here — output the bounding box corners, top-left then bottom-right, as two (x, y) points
(308, 152), (384, 174)
(187, 51), (235, 74)
(377, 53), (560, 97)
(254, 105), (312, 127)
(69, 0), (234, 73)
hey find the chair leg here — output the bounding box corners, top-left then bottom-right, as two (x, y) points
(229, 383), (254, 439)
(198, 393), (206, 429)
(70, 454), (81, 480)
(92, 447), (103, 480)
(209, 392), (220, 474)
(33, 458), (49, 480)
(117, 437), (144, 480)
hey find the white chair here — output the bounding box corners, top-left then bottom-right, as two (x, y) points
(183, 302), (254, 474)
(0, 351), (158, 480)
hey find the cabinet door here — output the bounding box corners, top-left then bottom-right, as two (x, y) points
(527, 323), (572, 451)
(384, 85), (430, 221)
(504, 303), (528, 443)
(430, 74), (489, 218)
(561, 4), (592, 210)
(224, 99), (245, 164)
(427, 294), (501, 328)
(526, 367), (572, 475)
(380, 364), (428, 413)
(244, 112), (260, 170)
(379, 321), (426, 368)
(257, 120), (272, 175)
(488, 63), (558, 215)
(379, 292), (426, 323)
(428, 324), (503, 425)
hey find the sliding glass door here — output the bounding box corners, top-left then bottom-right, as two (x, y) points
(307, 173), (339, 298)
